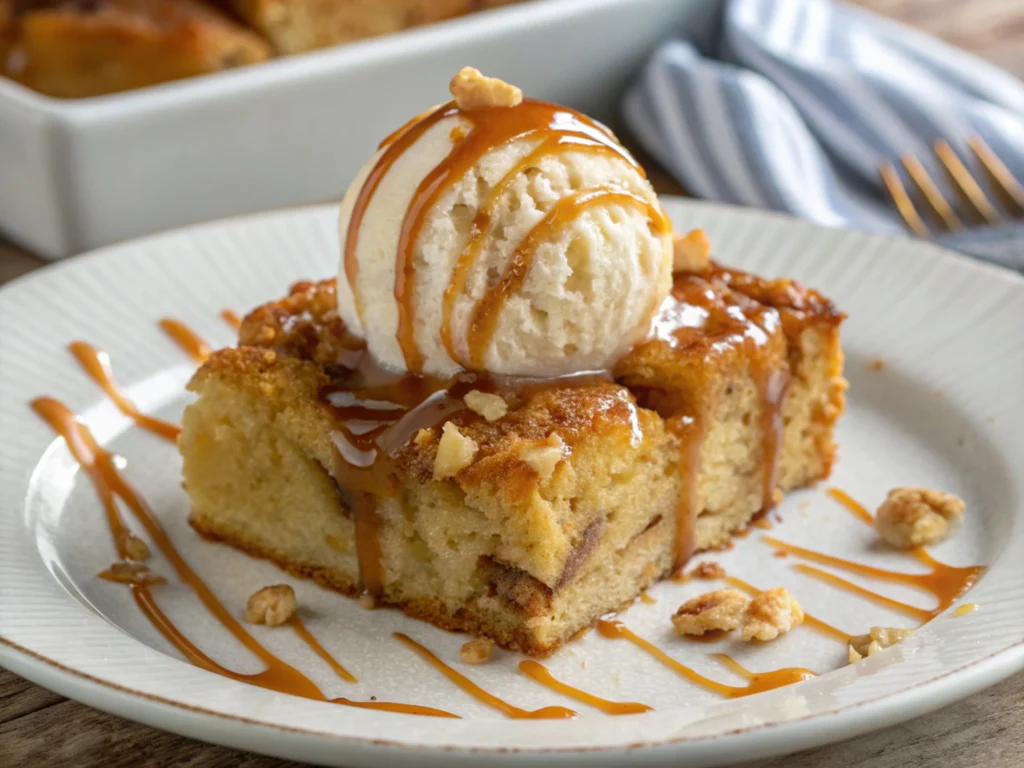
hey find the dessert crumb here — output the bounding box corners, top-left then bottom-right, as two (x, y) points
(245, 584), (296, 627)
(123, 533), (151, 562)
(672, 229), (711, 273)
(688, 561), (726, 580)
(450, 66), (522, 109)
(464, 390), (508, 422)
(953, 603), (978, 617)
(413, 428), (434, 446)
(459, 638), (495, 664)
(520, 433), (567, 480)
(359, 593), (377, 610)
(848, 626), (912, 662)
(868, 357), (885, 372)
(672, 589), (749, 636)
(741, 587), (804, 642)
(101, 561), (165, 586)
(875, 487), (965, 549)
(434, 422), (478, 479)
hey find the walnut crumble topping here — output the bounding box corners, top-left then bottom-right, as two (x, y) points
(244, 584), (297, 627)
(875, 487), (965, 549)
(433, 422), (478, 479)
(450, 67), (523, 110)
(519, 433), (567, 480)
(671, 589), (749, 636)
(848, 626), (913, 663)
(672, 229), (711, 274)
(463, 390), (508, 422)
(741, 587), (804, 642)
(459, 638), (495, 664)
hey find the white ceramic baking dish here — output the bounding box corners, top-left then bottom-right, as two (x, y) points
(0, 0), (718, 259)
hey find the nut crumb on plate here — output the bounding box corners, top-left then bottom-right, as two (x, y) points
(450, 67), (523, 109)
(868, 357), (885, 372)
(689, 561), (726, 580)
(875, 487), (965, 549)
(123, 533), (151, 562)
(848, 626), (913, 662)
(672, 589), (749, 636)
(434, 421), (478, 479)
(245, 584), (296, 627)
(464, 390), (508, 422)
(741, 587), (804, 642)
(102, 561), (165, 586)
(520, 433), (567, 480)
(672, 229), (711, 273)
(459, 638), (495, 664)
(359, 593), (377, 610)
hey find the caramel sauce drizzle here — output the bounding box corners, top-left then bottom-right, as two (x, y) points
(596, 619), (816, 699)
(31, 397), (455, 718)
(68, 341), (181, 443)
(158, 318), (212, 362)
(725, 576), (852, 643)
(345, 97), (655, 372)
(393, 634), (577, 719)
(668, 413), (705, 572)
(763, 489), (984, 622)
(220, 309), (242, 330)
(639, 590), (657, 605)
(291, 616), (358, 684)
(518, 660), (653, 715)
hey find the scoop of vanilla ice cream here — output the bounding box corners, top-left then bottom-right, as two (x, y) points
(337, 109), (672, 377)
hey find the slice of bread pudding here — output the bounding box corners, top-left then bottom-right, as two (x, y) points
(179, 266), (844, 656)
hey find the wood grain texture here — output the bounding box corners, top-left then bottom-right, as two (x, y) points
(1, 0), (1023, 764)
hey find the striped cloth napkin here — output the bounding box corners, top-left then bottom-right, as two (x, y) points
(623, 0), (1024, 271)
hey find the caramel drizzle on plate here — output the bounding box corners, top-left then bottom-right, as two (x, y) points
(344, 98), (663, 372)
(762, 489), (984, 622)
(220, 309), (242, 330)
(31, 396), (455, 718)
(394, 633), (577, 719)
(69, 341), (181, 443)
(596, 619), (816, 699)
(158, 318), (212, 362)
(518, 660), (652, 715)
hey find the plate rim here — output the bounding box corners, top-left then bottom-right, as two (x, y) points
(2, 198), (1023, 764)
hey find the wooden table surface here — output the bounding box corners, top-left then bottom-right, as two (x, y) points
(2, 2), (1024, 765)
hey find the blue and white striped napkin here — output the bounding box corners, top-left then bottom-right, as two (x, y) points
(623, 0), (1024, 271)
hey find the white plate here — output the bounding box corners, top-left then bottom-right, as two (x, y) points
(1, 199), (1022, 767)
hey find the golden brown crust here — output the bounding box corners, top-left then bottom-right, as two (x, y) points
(2, 0), (270, 97)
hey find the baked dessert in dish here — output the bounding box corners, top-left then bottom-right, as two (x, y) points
(0, 0), (526, 96)
(231, 0), (524, 55)
(0, 0), (271, 98)
(179, 68), (845, 656)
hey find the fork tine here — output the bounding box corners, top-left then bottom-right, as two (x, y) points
(968, 136), (1024, 214)
(900, 154), (962, 232)
(880, 163), (929, 236)
(934, 140), (1001, 224)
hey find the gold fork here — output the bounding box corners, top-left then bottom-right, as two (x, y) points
(880, 136), (1024, 237)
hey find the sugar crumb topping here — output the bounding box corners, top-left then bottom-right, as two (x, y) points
(741, 587), (803, 642)
(672, 589), (749, 636)
(434, 421), (478, 479)
(459, 638), (495, 664)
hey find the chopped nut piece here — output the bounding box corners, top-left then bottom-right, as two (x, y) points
(875, 487), (965, 549)
(414, 428), (433, 446)
(520, 433), (567, 480)
(102, 562), (165, 586)
(359, 593), (377, 610)
(245, 584), (296, 627)
(123, 533), (151, 562)
(434, 422), (478, 479)
(672, 229), (711, 273)
(671, 589), (749, 636)
(450, 67), (522, 109)
(464, 390), (508, 422)
(689, 561), (726, 580)
(848, 626), (912, 662)
(741, 587), (804, 642)
(459, 638), (495, 664)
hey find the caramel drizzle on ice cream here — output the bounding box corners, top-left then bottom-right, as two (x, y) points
(344, 97), (666, 373)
